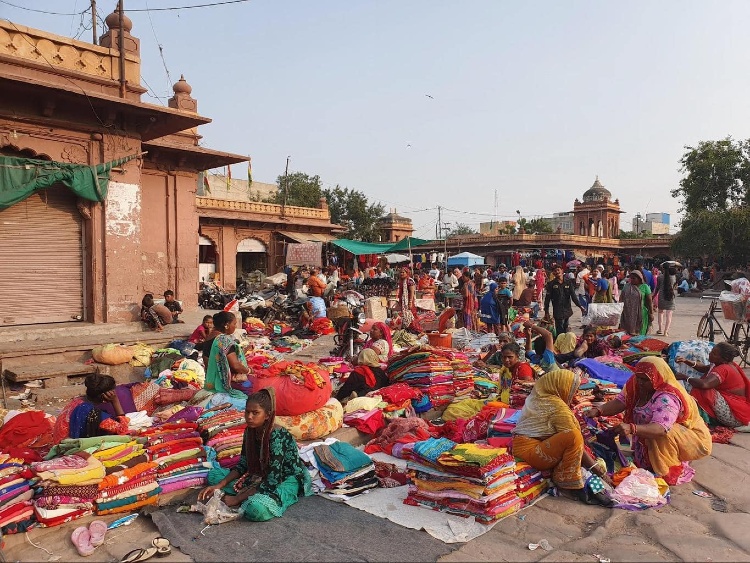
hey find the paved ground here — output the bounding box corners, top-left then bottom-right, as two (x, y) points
(5, 295), (745, 562)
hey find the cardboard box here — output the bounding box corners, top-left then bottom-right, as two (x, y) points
(365, 296), (388, 321)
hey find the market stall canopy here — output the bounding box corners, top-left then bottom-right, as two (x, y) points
(0, 154), (140, 210)
(386, 237), (431, 252)
(446, 252), (485, 267)
(331, 239), (393, 255)
(385, 253), (411, 264)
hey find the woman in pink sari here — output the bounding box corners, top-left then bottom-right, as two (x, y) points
(534, 268), (547, 303)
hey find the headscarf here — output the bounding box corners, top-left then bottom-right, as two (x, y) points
(630, 270), (645, 284)
(488, 281), (498, 293)
(623, 357), (691, 425)
(354, 348), (380, 387)
(365, 322), (393, 358)
(513, 370), (581, 438)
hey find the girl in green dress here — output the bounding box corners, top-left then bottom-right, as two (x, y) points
(199, 388), (312, 521)
(203, 311), (251, 400)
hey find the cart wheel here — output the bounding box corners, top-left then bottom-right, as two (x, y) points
(697, 314), (710, 339)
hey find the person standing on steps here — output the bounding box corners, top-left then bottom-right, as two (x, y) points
(544, 266), (585, 336)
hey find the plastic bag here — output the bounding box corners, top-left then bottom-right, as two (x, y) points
(610, 468), (665, 507)
(582, 303), (624, 327)
(92, 343), (135, 365)
(719, 290), (746, 321)
(728, 277), (750, 298)
(192, 489), (241, 525)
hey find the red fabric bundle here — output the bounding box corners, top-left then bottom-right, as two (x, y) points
(376, 383), (423, 404)
(634, 338), (670, 352)
(155, 387), (198, 406)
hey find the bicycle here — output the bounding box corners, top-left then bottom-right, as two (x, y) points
(697, 299), (750, 366)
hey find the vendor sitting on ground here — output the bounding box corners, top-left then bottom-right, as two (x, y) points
(498, 342), (535, 382)
(199, 388), (312, 521)
(524, 321), (561, 373)
(363, 322), (393, 363)
(189, 315), (213, 345)
(204, 311), (252, 400)
(570, 326), (609, 359)
(675, 342), (750, 429)
(335, 348), (390, 403)
(584, 357), (712, 485)
(474, 332), (513, 368)
(513, 370), (612, 506)
(141, 293), (173, 332)
(163, 289), (184, 323)
(53, 374), (130, 440)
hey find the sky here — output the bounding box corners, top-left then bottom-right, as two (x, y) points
(4, 0), (750, 239)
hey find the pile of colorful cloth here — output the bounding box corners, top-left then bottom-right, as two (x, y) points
(31, 452), (104, 527)
(451, 359), (476, 399)
(243, 317), (269, 337)
(487, 408), (520, 442)
(139, 422), (210, 493)
(405, 441), (523, 523)
(310, 317), (335, 335)
(270, 335), (314, 354)
(197, 408), (246, 469)
(0, 456), (36, 534)
(509, 380), (535, 409)
(387, 346), (458, 408)
(95, 461), (160, 515)
(514, 461), (548, 506)
(313, 441), (378, 496)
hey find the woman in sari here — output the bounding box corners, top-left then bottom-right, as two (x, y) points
(204, 311), (252, 400)
(364, 322), (393, 363)
(585, 357), (711, 485)
(397, 267), (421, 332)
(534, 268), (547, 303)
(460, 271), (477, 330)
(513, 370), (612, 505)
(619, 270), (652, 336)
(335, 349), (390, 402)
(53, 375), (130, 441)
(675, 342), (750, 428)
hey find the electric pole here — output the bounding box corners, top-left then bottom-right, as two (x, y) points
(91, 0), (97, 45)
(437, 206), (442, 240)
(281, 155), (290, 217)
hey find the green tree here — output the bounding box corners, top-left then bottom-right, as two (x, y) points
(448, 223), (478, 237)
(264, 172), (322, 208)
(618, 230), (652, 239)
(323, 186), (385, 242)
(525, 218), (554, 234)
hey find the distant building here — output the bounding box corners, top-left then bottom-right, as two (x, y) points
(633, 213), (670, 235)
(378, 209), (414, 242)
(479, 220), (516, 236)
(541, 212), (575, 234)
(572, 176), (622, 238)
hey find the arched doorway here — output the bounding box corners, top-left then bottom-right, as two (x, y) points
(199, 235), (217, 283)
(236, 238), (267, 285)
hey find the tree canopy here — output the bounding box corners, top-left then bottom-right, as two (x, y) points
(265, 172), (323, 208)
(323, 186), (385, 242)
(525, 218), (554, 234)
(671, 138), (750, 265)
(448, 223), (478, 237)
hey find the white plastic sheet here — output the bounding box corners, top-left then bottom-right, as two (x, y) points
(582, 302), (624, 327)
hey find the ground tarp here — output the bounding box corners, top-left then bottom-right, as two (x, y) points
(0, 154), (139, 210)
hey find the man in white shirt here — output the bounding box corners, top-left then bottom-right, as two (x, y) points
(430, 252), (437, 265)
(443, 270), (459, 292)
(429, 264), (441, 280)
(575, 266), (590, 311)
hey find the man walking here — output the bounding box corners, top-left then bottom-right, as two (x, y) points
(544, 266), (585, 335)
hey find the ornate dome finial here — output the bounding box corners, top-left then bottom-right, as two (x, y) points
(173, 75), (192, 95)
(104, 9), (133, 33)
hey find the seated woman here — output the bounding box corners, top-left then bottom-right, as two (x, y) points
(199, 389), (312, 521)
(498, 342), (534, 382)
(675, 342), (750, 428)
(189, 315), (214, 345)
(53, 374), (130, 441)
(204, 311), (252, 400)
(556, 327), (610, 364)
(523, 321), (561, 373)
(585, 357), (712, 485)
(335, 349), (389, 402)
(363, 322), (393, 363)
(512, 370), (612, 506)
(475, 332), (513, 368)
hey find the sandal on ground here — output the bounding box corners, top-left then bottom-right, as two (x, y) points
(152, 537), (172, 557)
(88, 520), (107, 547)
(656, 330), (663, 335)
(120, 547), (158, 563)
(72, 526), (95, 557)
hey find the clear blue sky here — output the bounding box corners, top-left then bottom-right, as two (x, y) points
(4, 0), (750, 238)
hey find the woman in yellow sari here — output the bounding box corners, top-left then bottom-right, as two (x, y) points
(585, 357), (711, 485)
(512, 370), (612, 505)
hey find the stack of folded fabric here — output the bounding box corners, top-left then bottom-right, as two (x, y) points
(513, 461), (548, 507)
(0, 457), (36, 535)
(401, 437), (457, 467)
(387, 347), (457, 408)
(197, 409), (247, 468)
(92, 440), (146, 471)
(95, 461), (160, 515)
(313, 441), (378, 496)
(450, 359), (475, 399)
(487, 408), (520, 440)
(509, 380), (535, 409)
(138, 422), (211, 493)
(405, 442), (522, 523)
(31, 452), (104, 527)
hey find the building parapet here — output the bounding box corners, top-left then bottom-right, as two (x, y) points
(196, 197), (330, 220)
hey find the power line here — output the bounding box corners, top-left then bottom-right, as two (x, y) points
(0, 0), (88, 16)
(125, 0), (252, 11)
(143, 0), (174, 89)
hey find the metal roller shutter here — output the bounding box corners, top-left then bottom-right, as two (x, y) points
(0, 188), (84, 325)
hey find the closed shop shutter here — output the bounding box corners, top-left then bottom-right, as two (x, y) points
(0, 188), (84, 325)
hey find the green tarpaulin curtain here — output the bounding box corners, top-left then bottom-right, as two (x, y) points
(0, 154), (139, 210)
(386, 236), (430, 252)
(330, 239), (394, 256)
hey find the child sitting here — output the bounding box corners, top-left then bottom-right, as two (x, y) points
(189, 315), (213, 345)
(141, 294), (172, 332)
(198, 389), (312, 521)
(163, 290), (184, 323)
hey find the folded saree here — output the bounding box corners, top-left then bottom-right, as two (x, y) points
(95, 494), (158, 515)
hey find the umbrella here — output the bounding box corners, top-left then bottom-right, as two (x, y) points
(385, 253), (411, 264)
(565, 259), (582, 268)
(661, 260), (682, 268)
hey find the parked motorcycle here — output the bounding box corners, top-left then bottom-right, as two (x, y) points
(331, 292), (367, 362)
(198, 282), (235, 310)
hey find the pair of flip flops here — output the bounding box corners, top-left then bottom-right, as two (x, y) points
(71, 520), (108, 557)
(120, 537), (172, 562)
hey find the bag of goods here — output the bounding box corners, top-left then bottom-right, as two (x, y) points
(92, 343), (135, 365)
(582, 303), (624, 327)
(719, 290), (745, 321)
(130, 343), (154, 367)
(250, 361), (332, 416)
(275, 398), (343, 440)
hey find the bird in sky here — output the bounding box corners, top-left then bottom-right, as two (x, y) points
(406, 144), (412, 148)
(425, 94), (434, 99)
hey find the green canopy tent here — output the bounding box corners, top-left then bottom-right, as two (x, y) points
(0, 153), (141, 210)
(386, 236), (431, 253)
(330, 239), (394, 255)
